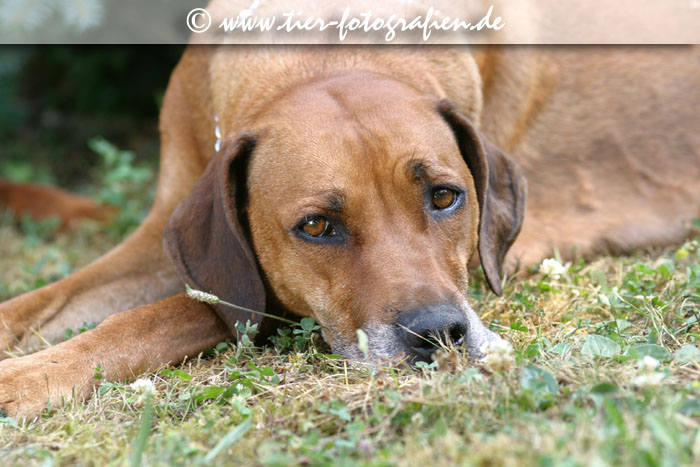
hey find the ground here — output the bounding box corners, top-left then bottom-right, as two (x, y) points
(0, 204), (699, 466)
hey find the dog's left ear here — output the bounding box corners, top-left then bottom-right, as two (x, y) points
(163, 134), (266, 332)
(437, 100), (527, 296)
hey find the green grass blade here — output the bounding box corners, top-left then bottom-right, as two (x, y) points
(203, 419), (252, 463)
(129, 394), (153, 467)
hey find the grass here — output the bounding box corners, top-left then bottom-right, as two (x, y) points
(1, 205), (699, 465)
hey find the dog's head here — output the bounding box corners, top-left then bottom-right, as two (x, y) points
(164, 72), (526, 363)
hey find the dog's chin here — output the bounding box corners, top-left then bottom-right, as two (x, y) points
(323, 301), (505, 365)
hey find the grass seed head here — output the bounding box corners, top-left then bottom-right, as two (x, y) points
(185, 284), (221, 305)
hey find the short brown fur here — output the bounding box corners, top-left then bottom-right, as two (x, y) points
(0, 43), (698, 418)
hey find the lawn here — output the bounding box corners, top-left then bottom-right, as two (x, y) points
(1, 199), (699, 465)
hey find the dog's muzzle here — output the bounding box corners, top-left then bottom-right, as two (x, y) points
(347, 300), (504, 364)
(397, 305), (471, 362)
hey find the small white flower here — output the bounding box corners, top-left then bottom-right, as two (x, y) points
(540, 258), (566, 279)
(638, 355), (660, 372)
(411, 412), (425, 425)
(632, 356), (664, 387)
(632, 372), (664, 387)
(482, 339), (513, 354)
(480, 339), (514, 372)
(130, 378), (156, 393)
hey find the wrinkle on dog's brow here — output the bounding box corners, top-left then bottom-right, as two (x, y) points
(407, 159), (430, 183)
(298, 189), (346, 214)
(324, 191), (345, 213)
(405, 157), (462, 187)
(322, 87), (376, 135)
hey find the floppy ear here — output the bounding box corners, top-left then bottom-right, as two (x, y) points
(437, 100), (527, 296)
(163, 133), (266, 332)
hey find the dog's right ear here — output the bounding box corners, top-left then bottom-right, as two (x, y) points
(163, 134), (266, 332)
(437, 100), (527, 296)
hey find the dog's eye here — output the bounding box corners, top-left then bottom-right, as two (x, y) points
(301, 216), (335, 237)
(431, 187), (457, 210)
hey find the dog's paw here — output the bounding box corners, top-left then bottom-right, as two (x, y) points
(0, 353), (89, 419)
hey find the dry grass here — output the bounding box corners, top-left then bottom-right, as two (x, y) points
(1, 212), (699, 466)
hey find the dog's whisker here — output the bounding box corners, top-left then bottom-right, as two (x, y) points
(396, 323), (440, 349)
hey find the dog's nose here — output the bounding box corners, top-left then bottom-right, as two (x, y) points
(397, 306), (469, 362)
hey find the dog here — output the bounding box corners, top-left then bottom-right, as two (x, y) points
(0, 37), (698, 417)
(0, 179), (114, 230)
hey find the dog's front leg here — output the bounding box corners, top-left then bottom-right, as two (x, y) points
(0, 216), (184, 356)
(0, 61), (212, 357)
(0, 293), (228, 419)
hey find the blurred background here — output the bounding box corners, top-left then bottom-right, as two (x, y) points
(0, 46), (184, 235)
(0, 47), (184, 302)
(0, 46), (182, 187)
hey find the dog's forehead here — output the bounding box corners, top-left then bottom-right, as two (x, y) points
(247, 73), (468, 194)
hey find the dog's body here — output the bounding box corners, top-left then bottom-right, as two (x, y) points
(0, 179), (114, 230)
(0, 44), (698, 418)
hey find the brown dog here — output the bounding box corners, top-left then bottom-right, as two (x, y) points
(0, 44), (698, 418)
(0, 179), (114, 230)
